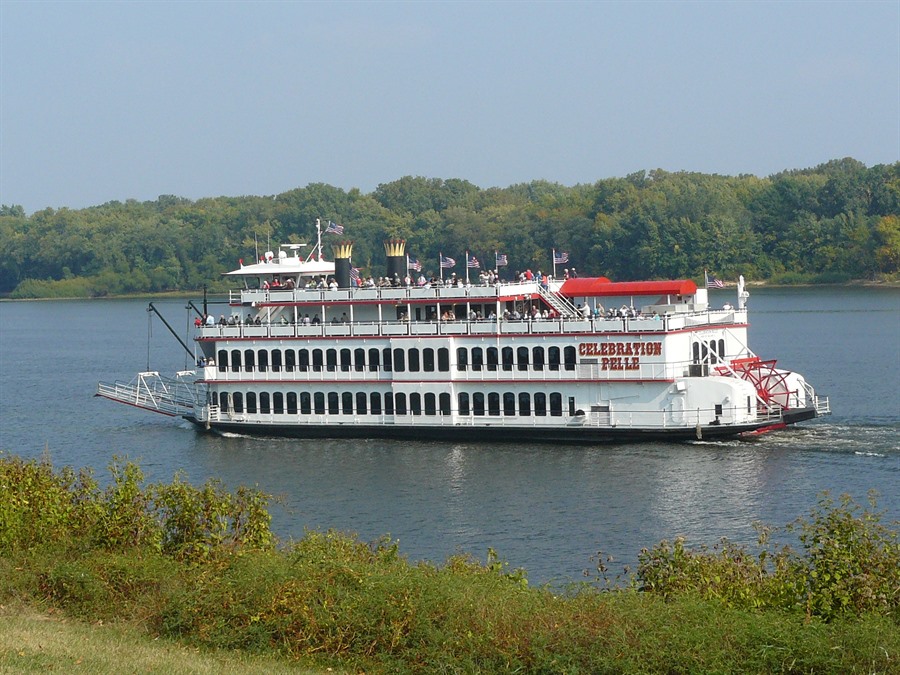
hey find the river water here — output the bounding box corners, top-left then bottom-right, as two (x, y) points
(1, 286), (897, 585)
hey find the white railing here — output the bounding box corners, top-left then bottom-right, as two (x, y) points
(199, 310), (746, 341)
(96, 372), (196, 417)
(191, 403), (782, 432)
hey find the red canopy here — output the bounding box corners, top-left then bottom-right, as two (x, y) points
(559, 277), (697, 298)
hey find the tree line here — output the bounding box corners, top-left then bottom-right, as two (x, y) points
(0, 157), (897, 298)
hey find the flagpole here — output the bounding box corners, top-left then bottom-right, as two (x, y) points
(465, 250), (470, 285)
(494, 250), (498, 274)
(552, 248), (557, 278)
(439, 252), (443, 284)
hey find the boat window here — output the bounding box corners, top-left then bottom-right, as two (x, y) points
(368, 348), (380, 372)
(231, 349), (242, 373)
(382, 348), (393, 373)
(517, 347), (529, 371)
(439, 393), (451, 416)
(342, 392), (353, 414)
(219, 392), (229, 412)
(327, 392), (339, 415)
(473, 392), (485, 416)
(356, 392), (367, 415)
(568, 396), (576, 416)
(424, 393), (436, 415)
(258, 350), (269, 373)
(410, 393), (422, 415)
(408, 349), (420, 373)
(692, 342), (701, 364)
(243, 350), (255, 373)
(300, 392), (311, 415)
(456, 347), (468, 371)
(533, 347), (544, 371)
(534, 392), (547, 416)
(340, 349), (352, 372)
(395, 393), (407, 415)
(354, 348), (366, 372)
(384, 392), (394, 415)
(549, 392), (563, 417)
(246, 392), (257, 414)
(287, 392), (298, 415)
(271, 349), (282, 373)
(217, 350), (228, 372)
(314, 392), (325, 414)
(548, 347), (560, 371)
(564, 346), (576, 371)
(518, 393), (531, 416)
(326, 349), (337, 372)
(718, 339), (726, 361)
(284, 350), (295, 373)
(312, 349), (323, 372)
(298, 350), (309, 372)
(273, 392), (284, 414)
(438, 348), (450, 372)
(422, 348), (435, 372)
(471, 347), (483, 371)
(260, 392), (271, 414)
(370, 392), (382, 415)
(503, 392), (516, 416)
(458, 392), (470, 415)
(393, 348), (405, 372)
(502, 347), (514, 372)
(488, 392), (501, 416)
(487, 347), (498, 371)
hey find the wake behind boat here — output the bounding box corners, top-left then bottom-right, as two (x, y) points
(97, 219), (830, 443)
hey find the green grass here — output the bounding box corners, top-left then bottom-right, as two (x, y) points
(0, 603), (340, 674)
(2, 453), (898, 674)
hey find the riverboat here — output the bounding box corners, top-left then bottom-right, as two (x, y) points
(97, 220), (830, 442)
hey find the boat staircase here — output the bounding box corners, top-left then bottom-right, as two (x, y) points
(535, 284), (581, 318)
(95, 371), (197, 417)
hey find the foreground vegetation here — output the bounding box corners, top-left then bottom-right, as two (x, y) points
(1, 453), (898, 673)
(1, 157), (898, 298)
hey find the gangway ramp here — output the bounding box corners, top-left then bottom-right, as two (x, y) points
(96, 371), (197, 417)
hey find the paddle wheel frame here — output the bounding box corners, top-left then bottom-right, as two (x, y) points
(717, 357), (797, 410)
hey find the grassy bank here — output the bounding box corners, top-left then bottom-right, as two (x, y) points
(2, 454), (898, 673)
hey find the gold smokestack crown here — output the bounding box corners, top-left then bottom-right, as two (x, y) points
(331, 242), (354, 259)
(383, 239), (406, 257)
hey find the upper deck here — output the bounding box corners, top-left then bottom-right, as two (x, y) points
(200, 288), (744, 341)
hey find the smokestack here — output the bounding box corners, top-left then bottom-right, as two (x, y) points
(332, 242), (354, 289)
(384, 239), (406, 280)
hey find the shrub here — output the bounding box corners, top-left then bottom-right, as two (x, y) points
(635, 491), (900, 622)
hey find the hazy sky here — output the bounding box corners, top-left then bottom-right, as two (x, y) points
(2, 1), (898, 214)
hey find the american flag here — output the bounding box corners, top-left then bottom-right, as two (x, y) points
(325, 220), (344, 234)
(495, 253), (508, 267)
(408, 257), (422, 272)
(553, 250), (569, 264)
(706, 273), (725, 289)
(467, 255), (480, 269)
(440, 255), (456, 269)
(349, 266), (361, 283)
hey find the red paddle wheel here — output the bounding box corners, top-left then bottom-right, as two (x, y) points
(716, 357), (796, 410)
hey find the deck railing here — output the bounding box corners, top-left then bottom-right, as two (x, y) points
(198, 309), (745, 341)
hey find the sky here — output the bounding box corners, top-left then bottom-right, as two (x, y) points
(1, 1), (898, 214)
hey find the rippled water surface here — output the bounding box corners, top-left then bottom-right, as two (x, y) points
(1, 287), (897, 584)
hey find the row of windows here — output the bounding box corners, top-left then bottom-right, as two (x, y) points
(215, 345), (578, 374)
(693, 339), (727, 365)
(217, 390), (569, 418)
